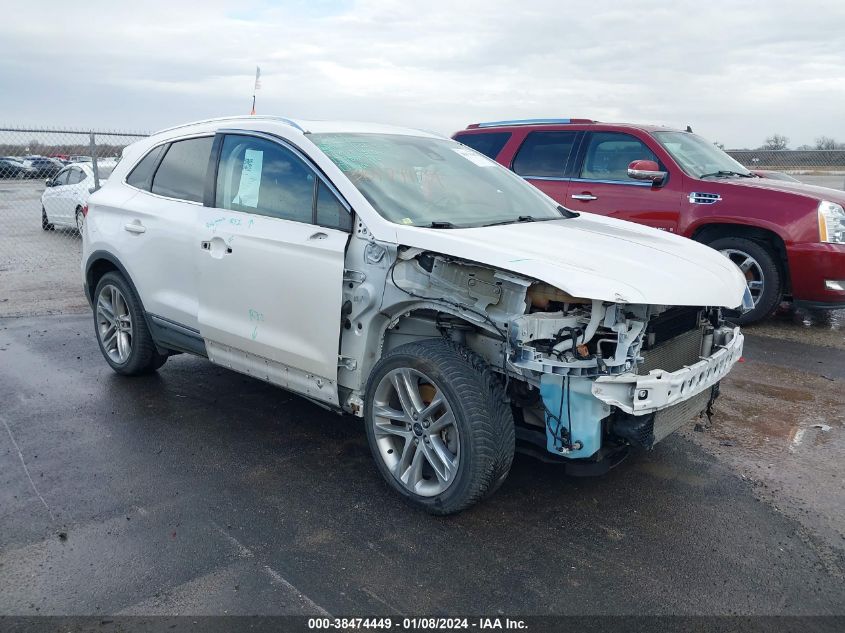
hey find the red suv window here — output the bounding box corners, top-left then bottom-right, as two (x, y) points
(512, 131), (579, 178)
(453, 132), (511, 159)
(579, 132), (657, 181)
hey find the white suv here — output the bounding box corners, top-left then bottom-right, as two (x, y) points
(82, 116), (750, 514)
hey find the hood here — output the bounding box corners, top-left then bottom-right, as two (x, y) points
(392, 212), (748, 308)
(715, 176), (845, 204)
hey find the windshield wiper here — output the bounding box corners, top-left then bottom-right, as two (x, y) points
(427, 221), (457, 229)
(481, 215), (540, 227)
(700, 170), (754, 179)
(558, 205), (579, 218)
(482, 209), (577, 228)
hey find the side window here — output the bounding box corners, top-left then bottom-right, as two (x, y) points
(216, 134), (314, 223)
(316, 180), (351, 231)
(512, 131), (578, 178)
(126, 145), (166, 191)
(68, 168), (85, 185)
(454, 132), (511, 159)
(151, 137), (214, 202)
(53, 169), (70, 185)
(580, 132), (658, 181)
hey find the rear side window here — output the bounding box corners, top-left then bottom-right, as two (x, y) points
(453, 132), (510, 159)
(68, 168), (86, 185)
(151, 137), (214, 202)
(215, 134), (315, 223)
(126, 145), (166, 191)
(512, 131), (578, 178)
(580, 132), (657, 181)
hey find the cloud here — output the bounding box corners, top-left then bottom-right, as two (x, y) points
(0, 0), (843, 147)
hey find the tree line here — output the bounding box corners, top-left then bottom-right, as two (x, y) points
(757, 134), (845, 151)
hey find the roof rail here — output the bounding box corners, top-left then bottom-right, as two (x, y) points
(154, 115), (304, 136)
(467, 118), (595, 129)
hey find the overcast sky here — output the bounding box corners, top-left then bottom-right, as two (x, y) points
(1, 0), (843, 148)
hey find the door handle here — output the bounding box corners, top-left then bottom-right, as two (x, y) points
(124, 221), (146, 234)
(309, 232), (328, 240)
(202, 239), (233, 256)
(571, 193), (598, 201)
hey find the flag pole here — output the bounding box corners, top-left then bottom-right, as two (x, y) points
(251, 66), (261, 115)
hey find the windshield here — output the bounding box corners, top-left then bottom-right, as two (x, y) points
(310, 133), (564, 227)
(652, 131), (752, 178)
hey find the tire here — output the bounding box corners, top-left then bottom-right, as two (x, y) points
(41, 207), (54, 231)
(707, 236), (782, 325)
(364, 338), (514, 515)
(93, 271), (168, 376)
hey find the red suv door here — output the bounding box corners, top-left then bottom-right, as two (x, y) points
(509, 130), (581, 204)
(565, 131), (683, 233)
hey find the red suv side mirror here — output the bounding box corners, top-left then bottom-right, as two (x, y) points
(627, 160), (667, 185)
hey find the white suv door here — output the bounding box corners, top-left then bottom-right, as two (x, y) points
(118, 136), (214, 330)
(196, 132), (351, 405)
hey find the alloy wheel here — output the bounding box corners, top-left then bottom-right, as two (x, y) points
(720, 248), (765, 306)
(75, 208), (84, 233)
(371, 367), (460, 497)
(96, 284), (133, 363)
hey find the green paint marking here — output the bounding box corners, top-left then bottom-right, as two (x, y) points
(248, 309), (264, 322)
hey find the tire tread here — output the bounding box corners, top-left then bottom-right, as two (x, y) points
(365, 338), (514, 515)
(94, 272), (168, 376)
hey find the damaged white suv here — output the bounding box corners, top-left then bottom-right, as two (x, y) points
(82, 116), (751, 514)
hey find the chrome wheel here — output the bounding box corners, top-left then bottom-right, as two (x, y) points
(371, 368), (460, 497)
(720, 248), (764, 306)
(96, 285), (132, 363)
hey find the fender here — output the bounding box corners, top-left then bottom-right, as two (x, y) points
(84, 250), (204, 357)
(682, 215), (792, 244)
(84, 249), (144, 307)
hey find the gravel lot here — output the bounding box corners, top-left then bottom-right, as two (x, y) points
(1, 179), (843, 620)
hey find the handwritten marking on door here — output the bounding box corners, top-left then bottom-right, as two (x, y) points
(249, 308), (265, 341)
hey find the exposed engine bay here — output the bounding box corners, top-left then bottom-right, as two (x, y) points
(339, 241), (744, 469)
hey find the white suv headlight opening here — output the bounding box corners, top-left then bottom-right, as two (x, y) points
(818, 200), (845, 244)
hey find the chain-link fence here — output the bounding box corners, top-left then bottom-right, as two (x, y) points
(727, 149), (845, 190)
(0, 127), (148, 316)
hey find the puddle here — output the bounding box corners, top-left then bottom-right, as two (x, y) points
(682, 358), (845, 550)
(742, 306), (845, 350)
(707, 362), (843, 459)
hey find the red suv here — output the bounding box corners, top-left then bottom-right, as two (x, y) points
(453, 119), (845, 324)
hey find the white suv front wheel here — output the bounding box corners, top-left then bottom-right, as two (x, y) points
(364, 339), (514, 515)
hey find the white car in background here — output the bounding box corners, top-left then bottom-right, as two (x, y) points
(41, 160), (116, 231)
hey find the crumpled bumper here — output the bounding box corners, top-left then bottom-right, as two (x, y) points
(591, 327), (743, 415)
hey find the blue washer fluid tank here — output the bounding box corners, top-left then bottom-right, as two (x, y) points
(539, 374), (611, 459)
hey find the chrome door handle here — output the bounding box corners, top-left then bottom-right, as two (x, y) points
(571, 194), (598, 201)
(124, 221), (146, 234)
(309, 232), (328, 240)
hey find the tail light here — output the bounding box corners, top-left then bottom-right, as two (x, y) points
(81, 204), (89, 217)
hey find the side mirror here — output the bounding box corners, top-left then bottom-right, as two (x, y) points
(45, 178), (53, 187)
(628, 160), (667, 185)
